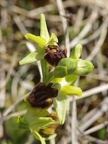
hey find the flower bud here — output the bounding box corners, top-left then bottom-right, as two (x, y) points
(74, 60), (94, 75)
(53, 58), (77, 78)
(53, 66), (67, 78)
(58, 58), (77, 75)
(70, 43), (82, 59)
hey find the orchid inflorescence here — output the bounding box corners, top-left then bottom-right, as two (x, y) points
(9, 14), (94, 144)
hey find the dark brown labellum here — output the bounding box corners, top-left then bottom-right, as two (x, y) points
(44, 45), (67, 66)
(27, 82), (58, 109)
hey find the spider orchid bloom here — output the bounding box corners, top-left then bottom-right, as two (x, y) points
(44, 45), (67, 66)
(19, 14), (58, 66)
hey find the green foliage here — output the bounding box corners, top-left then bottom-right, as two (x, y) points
(5, 119), (29, 144)
(98, 128), (106, 140)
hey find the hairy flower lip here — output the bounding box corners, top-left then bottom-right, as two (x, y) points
(44, 45), (67, 66)
(27, 82), (58, 109)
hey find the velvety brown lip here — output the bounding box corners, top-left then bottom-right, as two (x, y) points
(44, 45), (67, 66)
(27, 82), (58, 109)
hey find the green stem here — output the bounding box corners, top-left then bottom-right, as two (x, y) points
(41, 59), (49, 84)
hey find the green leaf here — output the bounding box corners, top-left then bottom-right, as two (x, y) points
(65, 73), (78, 85)
(61, 85), (82, 96)
(98, 129), (106, 140)
(70, 43), (82, 59)
(40, 14), (49, 40)
(8, 116), (29, 129)
(29, 117), (54, 131)
(19, 51), (37, 65)
(25, 33), (46, 48)
(8, 116), (20, 129)
(18, 116), (29, 129)
(53, 93), (67, 124)
(33, 131), (46, 144)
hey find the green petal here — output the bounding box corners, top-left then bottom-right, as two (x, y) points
(48, 33), (58, 45)
(40, 14), (49, 40)
(33, 131), (46, 144)
(26, 107), (49, 122)
(19, 48), (45, 65)
(8, 116), (29, 129)
(26, 108), (53, 131)
(25, 33), (46, 48)
(19, 51), (37, 65)
(29, 117), (54, 131)
(53, 93), (67, 124)
(61, 85), (82, 96)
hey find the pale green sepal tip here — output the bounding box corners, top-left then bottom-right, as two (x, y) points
(40, 14), (49, 40)
(48, 33), (58, 45)
(61, 85), (82, 96)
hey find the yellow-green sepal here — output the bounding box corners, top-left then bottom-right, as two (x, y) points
(61, 85), (82, 96)
(25, 33), (47, 48)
